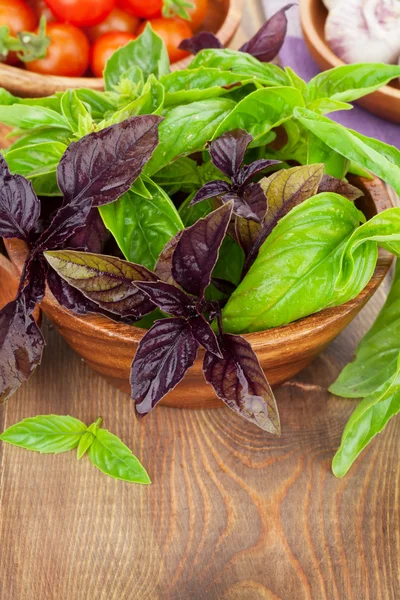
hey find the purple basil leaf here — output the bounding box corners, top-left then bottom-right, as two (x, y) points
(188, 314), (222, 357)
(23, 255), (47, 312)
(209, 130), (253, 180)
(235, 216), (262, 256)
(239, 4), (294, 62)
(190, 180), (230, 206)
(47, 267), (101, 315)
(222, 183), (267, 223)
(172, 202), (233, 299)
(57, 115), (162, 207)
(318, 175), (363, 201)
(0, 154), (10, 177)
(0, 169), (40, 241)
(37, 196), (93, 251)
(134, 281), (196, 318)
(44, 250), (157, 318)
(154, 231), (183, 285)
(67, 207), (109, 252)
(0, 294), (44, 403)
(238, 159), (281, 186)
(203, 333), (280, 434)
(178, 31), (223, 55)
(131, 317), (199, 416)
(211, 277), (236, 296)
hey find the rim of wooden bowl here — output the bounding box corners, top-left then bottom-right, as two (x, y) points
(4, 176), (394, 350)
(0, 0), (244, 98)
(299, 0), (400, 123)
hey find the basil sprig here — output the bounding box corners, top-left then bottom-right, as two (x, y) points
(0, 415), (150, 484)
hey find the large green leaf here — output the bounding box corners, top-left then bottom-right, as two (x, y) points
(3, 142), (67, 177)
(294, 108), (400, 195)
(330, 261), (400, 398)
(0, 105), (71, 130)
(188, 49), (290, 86)
(99, 178), (183, 269)
(0, 415), (87, 454)
(222, 195), (400, 333)
(332, 358), (400, 477)
(4, 127), (70, 152)
(145, 98), (235, 175)
(88, 428), (151, 484)
(307, 63), (400, 103)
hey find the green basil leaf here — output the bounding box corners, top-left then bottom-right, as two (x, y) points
(74, 88), (117, 120)
(179, 191), (214, 226)
(305, 131), (349, 178)
(104, 24), (169, 90)
(153, 157), (201, 194)
(0, 415), (87, 454)
(0, 104), (71, 130)
(61, 89), (91, 132)
(307, 97), (352, 114)
(0, 87), (62, 111)
(77, 417), (102, 460)
(213, 86), (304, 144)
(5, 127), (70, 151)
(213, 235), (244, 285)
(307, 63), (400, 103)
(3, 141), (67, 177)
(146, 98), (236, 175)
(88, 428), (151, 484)
(330, 261), (400, 398)
(131, 175), (153, 199)
(284, 66), (307, 95)
(104, 75), (164, 124)
(294, 108), (400, 195)
(332, 357), (400, 477)
(99, 178), (183, 269)
(188, 49), (290, 86)
(161, 67), (253, 105)
(29, 171), (61, 196)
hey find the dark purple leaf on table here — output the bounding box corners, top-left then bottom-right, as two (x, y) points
(239, 4), (294, 63)
(235, 216), (262, 255)
(209, 129), (253, 180)
(238, 159), (281, 186)
(57, 115), (162, 207)
(188, 314), (222, 357)
(190, 180), (230, 206)
(131, 318), (199, 416)
(178, 31), (223, 55)
(172, 202), (233, 299)
(154, 231), (183, 285)
(67, 207), (109, 253)
(0, 170), (40, 241)
(203, 333), (280, 434)
(44, 250), (157, 318)
(0, 294), (44, 404)
(318, 175), (363, 201)
(135, 281), (196, 318)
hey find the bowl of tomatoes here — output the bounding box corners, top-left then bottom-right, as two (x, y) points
(0, 0), (243, 97)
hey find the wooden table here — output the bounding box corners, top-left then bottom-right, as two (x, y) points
(0, 5), (399, 599)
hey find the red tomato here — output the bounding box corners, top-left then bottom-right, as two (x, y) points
(85, 7), (139, 44)
(30, 0), (57, 22)
(117, 0), (162, 19)
(43, 0), (116, 27)
(0, 0), (37, 35)
(26, 22), (90, 76)
(187, 0), (208, 31)
(137, 18), (192, 63)
(90, 31), (136, 78)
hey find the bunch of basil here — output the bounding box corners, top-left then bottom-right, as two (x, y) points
(1, 16), (400, 478)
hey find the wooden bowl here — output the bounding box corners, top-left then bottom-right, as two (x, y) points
(3, 176), (394, 409)
(0, 0), (243, 98)
(300, 0), (400, 123)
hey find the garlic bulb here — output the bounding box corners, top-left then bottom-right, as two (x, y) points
(325, 0), (400, 64)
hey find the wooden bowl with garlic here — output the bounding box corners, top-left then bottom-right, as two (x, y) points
(300, 0), (400, 123)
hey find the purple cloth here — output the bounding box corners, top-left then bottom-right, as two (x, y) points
(280, 37), (400, 149)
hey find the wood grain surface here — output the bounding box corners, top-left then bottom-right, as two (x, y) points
(0, 4), (399, 598)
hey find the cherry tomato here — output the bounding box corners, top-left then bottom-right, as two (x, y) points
(43, 0), (116, 27)
(30, 0), (57, 22)
(137, 18), (192, 63)
(187, 0), (208, 31)
(90, 31), (136, 78)
(117, 0), (162, 19)
(85, 7), (138, 44)
(26, 22), (90, 76)
(0, 0), (37, 35)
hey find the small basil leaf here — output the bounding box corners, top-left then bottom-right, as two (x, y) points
(189, 314), (222, 357)
(77, 417), (102, 460)
(74, 88), (117, 120)
(104, 24), (169, 90)
(154, 231), (183, 284)
(60, 89), (91, 132)
(99, 179), (183, 270)
(191, 180), (230, 205)
(44, 250), (157, 318)
(131, 318), (199, 415)
(0, 161), (40, 240)
(0, 105), (71, 130)
(203, 333), (280, 434)
(209, 129), (252, 179)
(57, 114), (162, 207)
(239, 4), (294, 62)
(332, 358), (400, 477)
(67, 207), (109, 253)
(88, 428), (151, 484)
(105, 75), (164, 124)
(172, 202), (233, 298)
(235, 216), (262, 255)
(179, 31), (223, 55)
(135, 281), (196, 318)
(307, 98), (352, 115)
(0, 415), (87, 453)
(318, 175), (363, 201)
